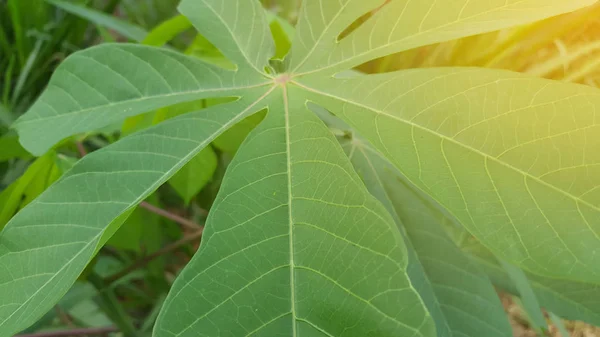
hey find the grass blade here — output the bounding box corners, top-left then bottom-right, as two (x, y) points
(47, 0), (147, 42)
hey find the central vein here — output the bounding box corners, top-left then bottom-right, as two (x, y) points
(283, 85), (298, 336)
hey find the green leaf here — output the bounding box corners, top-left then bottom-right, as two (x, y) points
(184, 34), (235, 70)
(0, 184), (19, 231)
(168, 146), (218, 205)
(0, 105), (12, 128)
(0, 153), (55, 229)
(106, 207), (145, 252)
(155, 88), (434, 337)
(0, 133), (32, 162)
(7, 0), (600, 335)
(549, 312), (569, 337)
(297, 67), (600, 284)
(47, 0), (148, 42)
(121, 97), (209, 137)
(142, 15), (192, 47)
(312, 107), (450, 336)
(20, 156), (61, 207)
(179, 0), (275, 75)
(337, 130), (511, 337)
(500, 260), (548, 332)
(13, 44), (271, 155)
(0, 93), (271, 336)
(288, 0), (596, 76)
(54, 154), (78, 174)
(267, 12), (293, 60)
(212, 109), (266, 153)
(25, 282), (100, 333)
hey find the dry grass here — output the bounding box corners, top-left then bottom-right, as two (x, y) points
(500, 293), (600, 337)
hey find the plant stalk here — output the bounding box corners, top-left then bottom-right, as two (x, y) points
(105, 228), (204, 284)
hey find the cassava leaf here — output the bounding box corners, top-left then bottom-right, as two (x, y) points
(336, 131), (511, 337)
(312, 105), (450, 337)
(5, 0), (600, 335)
(0, 92), (271, 336)
(154, 88), (435, 337)
(13, 44), (270, 155)
(288, 0), (596, 76)
(179, 0), (275, 75)
(296, 67), (600, 284)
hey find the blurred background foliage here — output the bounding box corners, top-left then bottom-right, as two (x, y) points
(2, 0), (600, 336)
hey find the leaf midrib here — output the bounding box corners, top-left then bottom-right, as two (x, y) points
(16, 81), (273, 126)
(282, 84), (298, 336)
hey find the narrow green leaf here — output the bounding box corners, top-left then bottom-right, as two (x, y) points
(266, 10), (295, 42)
(184, 34), (235, 70)
(312, 108), (452, 337)
(289, 0), (596, 76)
(296, 67), (600, 284)
(154, 88), (435, 337)
(549, 312), (569, 337)
(47, 0), (148, 42)
(14, 44), (271, 155)
(0, 133), (32, 162)
(142, 15), (192, 47)
(95, 25), (117, 43)
(500, 260), (548, 332)
(20, 156), (61, 207)
(466, 242), (600, 328)
(0, 153), (54, 229)
(337, 128), (511, 337)
(266, 12), (294, 60)
(168, 146), (218, 205)
(0, 184), (18, 231)
(178, 0), (275, 75)
(0, 91), (272, 336)
(2, 58), (16, 110)
(10, 39), (43, 107)
(388, 180), (511, 337)
(0, 105), (12, 128)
